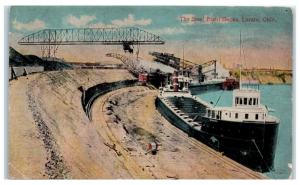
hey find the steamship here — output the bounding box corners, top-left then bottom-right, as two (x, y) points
(156, 71), (279, 172)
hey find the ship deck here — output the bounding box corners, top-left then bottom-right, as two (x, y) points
(156, 96), (266, 178)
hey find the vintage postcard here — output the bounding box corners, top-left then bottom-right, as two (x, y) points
(8, 6), (293, 179)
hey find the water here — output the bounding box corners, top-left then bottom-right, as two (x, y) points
(194, 85), (293, 179)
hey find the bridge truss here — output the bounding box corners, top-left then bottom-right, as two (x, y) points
(18, 27), (165, 58)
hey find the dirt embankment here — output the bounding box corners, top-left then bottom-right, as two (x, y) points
(9, 69), (135, 179)
(91, 86), (265, 179)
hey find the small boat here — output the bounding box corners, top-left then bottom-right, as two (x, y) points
(222, 77), (240, 90)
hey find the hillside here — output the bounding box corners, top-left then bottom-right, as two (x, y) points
(230, 69), (292, 84)
(9, 47), (73, 71)
(9, 47), (44, 67)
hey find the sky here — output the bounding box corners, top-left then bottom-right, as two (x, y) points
(9, 6), (293, 69)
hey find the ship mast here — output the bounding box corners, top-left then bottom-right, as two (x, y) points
(182, 44), (185, 74)
(239, 30), (242, 90)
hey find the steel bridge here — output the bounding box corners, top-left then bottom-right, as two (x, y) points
(18, 27), (165, 58)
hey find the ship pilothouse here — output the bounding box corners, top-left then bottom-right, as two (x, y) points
(203, 86), (279, 124)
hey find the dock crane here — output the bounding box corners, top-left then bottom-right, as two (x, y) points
(198, 60), (217, 82)
(149, 52), (218, 82)
(18, 27), (165, 59)
(149, 52), (198, 70)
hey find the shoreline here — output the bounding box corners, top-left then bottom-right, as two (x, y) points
(230, 69), (292, 85)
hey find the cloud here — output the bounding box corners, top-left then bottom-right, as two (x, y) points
(12, 19), (46, 31)
(149, 27), (186, 35)
(111, 14), (152, 27)
(67, 15), (96, 27)
(88, 22), (114, 28)
(66, 14), (152, 28)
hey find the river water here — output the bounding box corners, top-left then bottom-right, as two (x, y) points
(194, 85), (293, 179)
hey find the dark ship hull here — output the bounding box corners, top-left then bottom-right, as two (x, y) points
(189, 82), (223, 93)
(156, 96), (279, 172)
(189, 79), (240, 93)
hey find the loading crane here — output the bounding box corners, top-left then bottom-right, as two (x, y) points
(18, 27), (165, 58)
(198, 60), (217, 81)
(149, 52), (198, 70)
(149, 52), (219, 83)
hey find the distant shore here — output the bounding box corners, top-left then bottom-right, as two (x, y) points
(230, 69), (292, 84)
